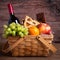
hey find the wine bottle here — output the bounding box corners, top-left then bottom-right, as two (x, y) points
(8, 4), (20, 24)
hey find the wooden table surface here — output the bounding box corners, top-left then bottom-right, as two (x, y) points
(0, 43), (60, 60)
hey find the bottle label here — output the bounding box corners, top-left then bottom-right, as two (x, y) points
(16, 20), (18, 24)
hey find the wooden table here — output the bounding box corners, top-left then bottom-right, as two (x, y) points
(0, 43), (60, 60)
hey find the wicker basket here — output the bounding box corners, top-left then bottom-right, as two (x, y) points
(2, 34), (57, 57)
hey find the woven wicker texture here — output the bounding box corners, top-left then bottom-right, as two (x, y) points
(7, 35), (53, 56)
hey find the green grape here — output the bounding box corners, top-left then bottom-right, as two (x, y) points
(3, 22), (29, 37)
(11, 22), (16, 26)
(9, 22), (16, 29)
(18, 32), (24, 37)
(23, 31), (28, 35)
(24, 28), (28, 32)
(12, 31), (16, 36)
(16, 23), (21, 27)
(18, 32), (22, 35)
(20, 28), (25, 32)
(9, 23), (13, 27)
(3, 25), (8, 29)
(9, 30), (12, 34)
(23, 28), (28, 35)
(11, 25), (16, 30)
(23, 28), (28, 31)
(7, 27), (11, 32)
(17, 27), (21, 31)
(20, 33), (24, 37)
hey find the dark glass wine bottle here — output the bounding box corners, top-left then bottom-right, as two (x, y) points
(8, 4), (20, 24)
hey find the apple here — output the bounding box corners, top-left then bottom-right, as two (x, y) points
(37, 23), (51, 34)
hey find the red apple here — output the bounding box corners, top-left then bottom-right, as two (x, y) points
(37, 23), (51, 34)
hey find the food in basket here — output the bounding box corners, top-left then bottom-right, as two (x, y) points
(24, 16), (40, 28)
(23, 16), (52, 35)
(37, 23), (51, 34)
(3, 22), (28, 38)
(28, 26), (39, 35)
(2, 15), (57, 57)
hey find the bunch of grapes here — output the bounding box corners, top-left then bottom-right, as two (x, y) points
(3, 22), (29, 38)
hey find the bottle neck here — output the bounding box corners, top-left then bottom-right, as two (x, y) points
(8, 4), (14, 15)
(10, 13), (14, 18)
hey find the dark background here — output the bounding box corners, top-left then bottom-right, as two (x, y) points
(0, 0), (60, 60)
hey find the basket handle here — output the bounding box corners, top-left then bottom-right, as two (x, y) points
(2, 38), (23, 53)
(37, 35), (57, 53)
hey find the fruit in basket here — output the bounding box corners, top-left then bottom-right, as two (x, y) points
(37, 23), (51, 34)
(7, 28), (11, 32)
(3, 22), (28, 38)
(9, 22), (16, 30)
(3, 25), (8, 29)
(18, 32), (24, 37)
(12, 30), (16, 36)
(28, 26), (39, 35)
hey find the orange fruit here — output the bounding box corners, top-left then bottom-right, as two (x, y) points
(28, 26), (39, 35)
